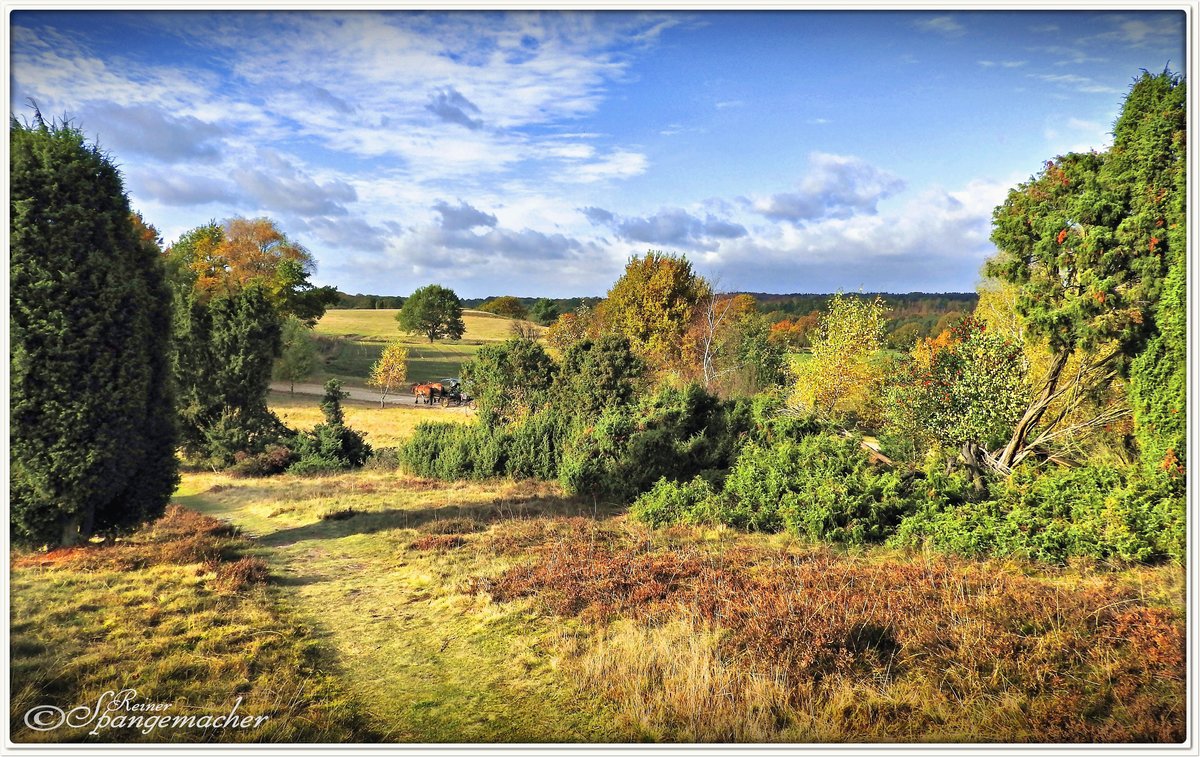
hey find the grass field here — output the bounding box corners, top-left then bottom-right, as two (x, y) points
(315, 309), (528, 343)
(268, 390), (470, 448)
(10, 506), (372, 743)
(309, 309), (543, 388)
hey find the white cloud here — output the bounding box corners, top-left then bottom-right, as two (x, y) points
(914, 16), (965, 38)
(752, 153), (905, 223)
(1028, 73), (1122, 94)
(564, 149), (648, 183)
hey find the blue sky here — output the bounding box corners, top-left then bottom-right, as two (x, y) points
(9, 9), (1187, 297)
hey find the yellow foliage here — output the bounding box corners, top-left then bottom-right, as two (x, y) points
(598, 251), (711, 370)
(367, 341), (410, 404)
(789, 293), (888, 420)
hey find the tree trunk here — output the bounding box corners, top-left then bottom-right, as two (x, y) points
(993, 349), (1071, 471)
(60, 513), (81, 548)
(80, 504), (96, 542)
(962, 441), (986, 492)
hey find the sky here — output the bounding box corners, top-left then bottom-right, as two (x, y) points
(8, 9), (1188, 297)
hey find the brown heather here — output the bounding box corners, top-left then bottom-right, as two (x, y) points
(479, 519), (1185, 742)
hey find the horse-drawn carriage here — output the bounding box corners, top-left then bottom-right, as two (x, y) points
(411, 378), (475, 408)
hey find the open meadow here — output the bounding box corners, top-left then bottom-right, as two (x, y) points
(310, 310), (543, 388)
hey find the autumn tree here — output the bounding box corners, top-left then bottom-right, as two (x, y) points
(789, 293), (888, 422)
(686, 292), (782, 396)
(598, 251), (711, 370)
(367, 341), (410, 407)
(396, 284), (466, 342)
(767, 312), (820, 350)
(885, 318), (1029, 482)
(987, 70), (1185, 474)
(273, 316), (317, 394)
(165, 216), (338, 324)
(478, 295), (529, 320)
(11, 116), (178, 547)
(545, 306), (597, 352)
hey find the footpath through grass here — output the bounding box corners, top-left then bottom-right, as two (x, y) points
(182, 464), (1184, 743)
(181, 471), (624, 742)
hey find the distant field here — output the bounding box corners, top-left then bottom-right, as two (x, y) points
(315, 309), (536, 344)
(311, 309), (544, 387)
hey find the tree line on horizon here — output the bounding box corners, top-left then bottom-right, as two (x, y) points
(334, 289), (979, 350)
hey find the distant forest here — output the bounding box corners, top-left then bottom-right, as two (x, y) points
(333, 290), (978, 349)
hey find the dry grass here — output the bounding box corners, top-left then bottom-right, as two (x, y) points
(38, 468), (1180, 744)
(9, 506), (373, 743)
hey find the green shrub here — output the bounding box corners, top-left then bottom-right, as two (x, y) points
(554, 334), (644, 420)
(559, 383), (748, 502)
(461, 337), (557, 425)
(199, 407), (291, 469)
(719, 433), (914, 542)
(286, 380), (371, 474)
(891, 464), (1185, 564)
(399, 422), (507, 480)
(630, 476), (718, 527)
(505, 410), (571, 480)
(230, 444), (295, 477)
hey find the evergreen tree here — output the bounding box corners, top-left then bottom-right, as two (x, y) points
(987, 69), (1186, 474)
(1114, 71), (1187, 476)
(529, 298), (560, 325)
(274, 316), (318, 394)
(11, 116), (178, 547)
(288, 379), (371, 472)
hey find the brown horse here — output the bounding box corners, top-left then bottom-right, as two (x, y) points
(411, 382), (444, 405)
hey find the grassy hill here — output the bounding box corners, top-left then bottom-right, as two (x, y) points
(309, 309), (543, 387)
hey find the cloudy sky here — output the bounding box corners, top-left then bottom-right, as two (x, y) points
(9, 9), (1186, 297)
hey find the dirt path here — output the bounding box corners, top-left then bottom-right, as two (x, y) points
(270, 381), (468, 410)
(177, 474), (619, 742)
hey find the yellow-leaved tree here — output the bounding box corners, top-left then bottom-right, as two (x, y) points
(367, 341), (410, 407)
(789, 293), (888, 422)
(598, 250), (711, 372)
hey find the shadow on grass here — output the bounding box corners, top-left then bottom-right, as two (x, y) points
(257, 493), (622, 548)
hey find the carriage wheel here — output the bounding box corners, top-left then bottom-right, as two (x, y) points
(440, 396), (450, 408)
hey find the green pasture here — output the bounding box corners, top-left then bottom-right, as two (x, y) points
(310, 309), (544, 388)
